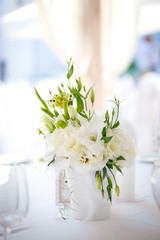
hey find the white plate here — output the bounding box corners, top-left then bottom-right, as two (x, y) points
(0, 153), (31, 165)
(137, 153), (160, 163)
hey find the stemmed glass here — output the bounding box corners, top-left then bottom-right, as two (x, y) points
(151, 160), (160, 209)
(0, 162), (29, 239)
(152, 112), (160, 153)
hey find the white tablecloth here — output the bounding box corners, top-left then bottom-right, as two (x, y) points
(0, 161), (160, 240)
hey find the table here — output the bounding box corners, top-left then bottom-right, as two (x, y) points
(1, 161), (160, 240)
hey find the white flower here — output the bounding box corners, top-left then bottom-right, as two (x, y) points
(43, 114), (136, 172)
(69, 115), (107, 172)
(44, 126), (70, 169)
(104, 127), (136, 168)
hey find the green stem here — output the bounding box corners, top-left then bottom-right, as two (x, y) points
(84, 98), (87, 111)
(110, 109), (115, 127)
(114, 104), (119, 124)
(83, 111), (90, 121)
(101, 170), (104, 189)
(108, 168), (117, 186)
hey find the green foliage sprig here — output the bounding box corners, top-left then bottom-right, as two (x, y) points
(95, 155), (125, 202)
(98, 98), (125, 202)
(35, 58), (95, 135)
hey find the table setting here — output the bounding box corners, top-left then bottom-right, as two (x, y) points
(0, 159), (160, 240)
(0, 60), (160, 240)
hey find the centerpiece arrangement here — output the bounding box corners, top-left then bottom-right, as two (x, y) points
(35, 59), (136, 221)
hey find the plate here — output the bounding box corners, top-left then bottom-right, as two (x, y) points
(0, 153), (31, 165)
(137, 153), (160, 163)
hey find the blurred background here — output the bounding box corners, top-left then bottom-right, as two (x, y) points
(1, 0), (160, 160)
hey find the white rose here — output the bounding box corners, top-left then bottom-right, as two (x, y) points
(62, 136), (82, 156)
(69, 115), (107, 172)
(43, 114), (136, 172)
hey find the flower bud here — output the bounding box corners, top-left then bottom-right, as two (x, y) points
(78, 77), (82, 91)
(90, 88), (95, 106)
(68, 105), (77, 119)
(115, 185), (120, 196)
(105, 110), (109, 120)
(96, 171), (102, 190)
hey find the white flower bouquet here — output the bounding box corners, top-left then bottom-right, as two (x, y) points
(35, 59), (136, 203)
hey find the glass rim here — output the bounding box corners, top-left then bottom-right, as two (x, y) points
(153, 159), (160, 165)
(0, 160), (31, 166)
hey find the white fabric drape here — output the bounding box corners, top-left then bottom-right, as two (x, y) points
(35, 0), (142, 110)
(101, 0), (142, 100)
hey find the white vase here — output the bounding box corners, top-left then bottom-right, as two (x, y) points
(113, 163), (135, 202)
(65, 168), (111, 221)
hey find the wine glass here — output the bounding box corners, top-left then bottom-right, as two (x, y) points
(151, 160), (160, 209)
(152, 111), (160, 153)
(0, 162), (29, 240)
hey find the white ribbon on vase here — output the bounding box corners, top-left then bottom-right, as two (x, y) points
(65, 168), (111, 221)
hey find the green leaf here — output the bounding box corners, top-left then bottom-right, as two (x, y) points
(101, 136), (113, 143)
(78, 112), (88, 120)
(114, 164), (123, 174)
(54, 109), (59, 117)
(48, 156), (56, 166)
(107, 176), (113, 188)
(108, 159), (113, 163)
(40, 107), (54, 118)
(60, 121), (67, 128)
(34, 88), (49, 110)
(76, 95), (84, 113)
(112, 121), (120, 129)
(115, 185), (120, 197)
(56, 119), (68, 129)
(68, 101), (73, 106)
(38, 129), (44, 135)
(63, 101), (70, 120)
(74, 88), (85, 99)
(57, 86), (63, 95)
(106, 161), (113, 169)
(67, 84), (73, 94)
(44, 123), (55, 133)
(50, 123), (56, 132)
(101, 189), (104, 198)
(102, 167), (107, 180)
(107, 185), (112, 202)
(67, 64), (74, 79)
(85, 86), (92, 99)
(88, 111), (95, 121)
(62, 114), (67, 122)
(42, 114), (56, 132)
(102, 127), (106, 137)
(117, 156), (126, 161)
(76, 119), (81, 126)
(70, 87), (76, 97)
